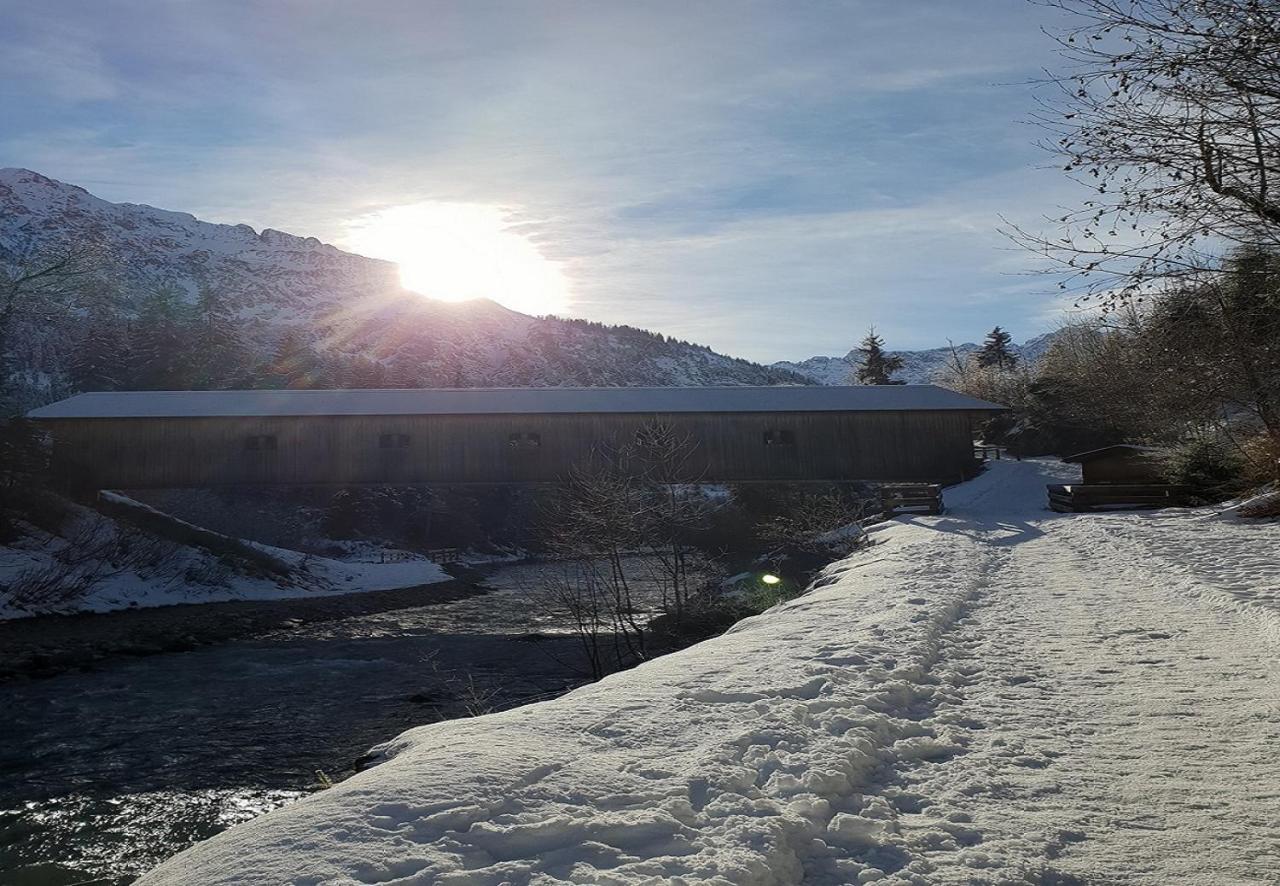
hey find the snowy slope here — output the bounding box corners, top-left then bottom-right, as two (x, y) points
(0, 168), (808, 395)
(138, 461), (1280, 885)
(0, 169), (397, 315)
(0, 499), (449, 620)
(776, 333), (1058, 385)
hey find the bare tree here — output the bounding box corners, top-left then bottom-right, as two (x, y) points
(0, 242), (105, 408)
(756, 488), (874, 553)
(1015, 0), (1280, 304)
(520, 560), (614, 679)
(631, 420), (717, 629)
(2, 514), (185, 614)
(525, 424), (725, 670)
(537, 455), (651, 664)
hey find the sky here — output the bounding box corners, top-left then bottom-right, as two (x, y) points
(0, 0), (1086, 363)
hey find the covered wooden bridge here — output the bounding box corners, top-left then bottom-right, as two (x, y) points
(28, 385), (1004, 489)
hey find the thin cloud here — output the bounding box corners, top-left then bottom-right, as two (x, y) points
(1, 0), (1075, 362)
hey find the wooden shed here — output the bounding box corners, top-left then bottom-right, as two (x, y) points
(28, 386), (1005, 489)
(1064, 445), (1170, 485)
(1047, 444), (1182, 512)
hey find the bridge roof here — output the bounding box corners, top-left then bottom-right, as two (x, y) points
(28, 385), (1005, 419)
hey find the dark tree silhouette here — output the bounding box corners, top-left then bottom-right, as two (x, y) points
(854, 326), (905, 385)
(130, 285), (196, 390)
(263, 329), (327, 389)
(1144, 247), (1280, 447)
(190, 281), (246, 389)
(0, 243), (102, 408)
(977, 326), (1019, 371)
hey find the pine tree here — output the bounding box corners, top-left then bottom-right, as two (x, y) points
(977, 326), (1018, 371)
(387, 358), (420, 389)
(352, 358), (390, 389)
(69, 285), (131, 391)
(263, 329), (325, 388)
(854, 326), (905, 385)
(70, 313), (130, 391)
(190, 281), (245, 388)
(131, 285), (195, 389)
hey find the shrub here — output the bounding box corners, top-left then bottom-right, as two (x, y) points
(1167, 436), (1247, 504)
(1238, 433), (1280, 487)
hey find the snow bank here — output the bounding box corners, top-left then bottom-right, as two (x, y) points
(137, 460), (1280, 884)
(0, 501), (449, 620)
(137, 465), (1045, 885)
(1221, 487), (1280, 519)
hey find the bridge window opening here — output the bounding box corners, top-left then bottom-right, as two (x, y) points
(763, 429), (795, 447)
(379, 433), (411, 449)
(508, 432), (541, 450)
(244, 434), (277, 452)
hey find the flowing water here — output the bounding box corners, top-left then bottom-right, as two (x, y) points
(0, 560), (664, 885)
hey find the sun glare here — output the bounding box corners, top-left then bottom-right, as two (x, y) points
(344, 201), (570, 316)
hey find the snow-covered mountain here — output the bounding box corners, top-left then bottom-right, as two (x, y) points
(774, 333), (1059, 385)
(0, 169), (808, 401)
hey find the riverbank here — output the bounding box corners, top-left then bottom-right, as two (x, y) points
(1, 563), (597, 885)
(0, 577), (484, 682)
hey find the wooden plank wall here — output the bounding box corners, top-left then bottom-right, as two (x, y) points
(1080, 453), (1168, 485)
(42, 410), (979, 488)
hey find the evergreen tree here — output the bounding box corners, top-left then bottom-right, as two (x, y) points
(977, 326), (1018, 371)
(131, 285), (195, 389)
(350, 357), (389, 388)
(1145, 247), (1280, 448)
(387, 358), (420, 389)
(854, 326), (905, 385)
(69, 285), (130, 391)
(190, 281), (245, 388)
(70, 312), (130, 391)
(263, 329), (327, 388)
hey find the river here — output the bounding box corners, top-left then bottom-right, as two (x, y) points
(0, 561), (634, 885)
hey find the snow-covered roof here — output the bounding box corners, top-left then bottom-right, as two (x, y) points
(28, 386), (1005, 419)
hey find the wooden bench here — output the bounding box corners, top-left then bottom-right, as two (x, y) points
(1047, 483), (1188, 513)
(880, 483), (944, 516)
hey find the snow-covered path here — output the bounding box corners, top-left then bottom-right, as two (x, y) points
(886, 466), (1280, 884)
(139, 461), (1280, 885)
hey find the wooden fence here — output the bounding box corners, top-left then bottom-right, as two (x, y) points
(880, 483), (944, 516)
(1047, 483), (1188, 513)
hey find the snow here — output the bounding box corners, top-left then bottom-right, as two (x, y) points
(275, 546), (450, 593)
(29, 385), (1005, 419)
(1220, 487), (1280, 520)
(0, 501), (449, 620)
(138, 460), (1280, 884)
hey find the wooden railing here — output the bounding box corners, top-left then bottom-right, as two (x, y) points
(1047, 483), (1188, 513)
(425, 547), (462, 565)
(880, 483), (944, 516)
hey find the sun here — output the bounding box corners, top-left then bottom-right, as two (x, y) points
(343, 201), (570, 316)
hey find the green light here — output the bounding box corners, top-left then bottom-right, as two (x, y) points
(761, 573), (781, 585)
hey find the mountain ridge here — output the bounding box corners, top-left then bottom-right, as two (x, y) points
(773, 333), (1058, 386)
(0, 169), (810, 405)
(1, 168), (1047, 400)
